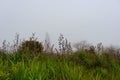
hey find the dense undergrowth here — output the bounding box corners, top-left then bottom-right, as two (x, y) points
(0, 34), (120, 80)
(0, 51), (120, 80)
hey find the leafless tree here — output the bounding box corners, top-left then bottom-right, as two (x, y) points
(73, 40), (91, 51)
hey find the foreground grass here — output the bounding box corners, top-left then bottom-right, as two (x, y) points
(0, 52), (120, 80)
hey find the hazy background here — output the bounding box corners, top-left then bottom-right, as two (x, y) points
(0, 0), (120, 46)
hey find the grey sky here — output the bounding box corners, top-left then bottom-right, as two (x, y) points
(0, 0), (120, 46)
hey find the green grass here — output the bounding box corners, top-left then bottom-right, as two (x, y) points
(0, 51), (120, 80)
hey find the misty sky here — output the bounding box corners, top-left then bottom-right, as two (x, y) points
(0, 0), (120, 46)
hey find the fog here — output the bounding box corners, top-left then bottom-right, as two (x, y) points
(0, 0), (120, 46)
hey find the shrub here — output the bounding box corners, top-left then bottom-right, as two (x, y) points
(18, 33), (43, 54)
(18, 40), (43, 54)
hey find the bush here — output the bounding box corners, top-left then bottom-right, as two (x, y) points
(18, 40), (43, 54)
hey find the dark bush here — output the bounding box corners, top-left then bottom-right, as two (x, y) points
(18, 40), (43, 54)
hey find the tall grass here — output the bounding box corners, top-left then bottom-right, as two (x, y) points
(0, 34), (120, 80)
(0, 51), (120, 80)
